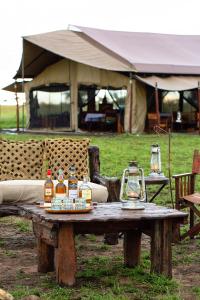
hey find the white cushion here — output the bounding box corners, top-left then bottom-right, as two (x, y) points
(0, 180), (108, 204)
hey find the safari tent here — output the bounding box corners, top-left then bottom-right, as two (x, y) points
(14, 25), (200, 133)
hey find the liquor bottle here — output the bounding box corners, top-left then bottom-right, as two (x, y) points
(55, 169), (67, 197)
(79, 174), (92, 206)
(68, 165), (78, 200)
(44, 169), (54, 203)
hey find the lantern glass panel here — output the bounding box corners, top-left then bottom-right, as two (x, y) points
(150, 144), (162, 176)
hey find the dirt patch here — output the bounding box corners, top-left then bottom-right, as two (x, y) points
(0, 217), (199, 299)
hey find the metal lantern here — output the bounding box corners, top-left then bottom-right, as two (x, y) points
(176, 111), (182, 123)
(120, 161), (146, 210)
(149, 144), (163, 176)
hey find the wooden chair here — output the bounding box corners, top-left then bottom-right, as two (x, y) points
(147, 113), (170, 132)
(173, 149), (200, 240)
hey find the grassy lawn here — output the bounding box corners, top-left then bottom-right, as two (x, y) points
(0, 105), (26, 128)
(1, 132), (200, 299)
(1, 132), (198, 196)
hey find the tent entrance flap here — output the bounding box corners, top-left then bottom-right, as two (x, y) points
(29, 84), (71, 129)
(136, 75), (200, 91)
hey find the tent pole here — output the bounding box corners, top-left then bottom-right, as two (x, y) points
(155, 82), (160, 125)
(15, 80), (19, 132)
(198, 82), (200, 135)
(129, 73), (133, 133)
(22, 37), (25, 132)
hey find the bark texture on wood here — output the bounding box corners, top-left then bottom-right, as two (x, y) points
(37, 238), (54, 273)
(88, 146), (100, 182)
(150, 219), (172, 278)
(124, 230), (142, 267)
(0, 205), (20, 217)
(56, 224), (77, 286)
(33, 221), (58, 247)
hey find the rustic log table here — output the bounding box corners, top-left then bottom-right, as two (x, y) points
(19, 203), (187, 286)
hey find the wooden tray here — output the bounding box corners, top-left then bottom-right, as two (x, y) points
(38, 203), (52, 208)
(45, 207), (93, 214)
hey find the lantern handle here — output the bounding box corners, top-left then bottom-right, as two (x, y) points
(139, 167), (146, 202)
(120, 168), (128, 202)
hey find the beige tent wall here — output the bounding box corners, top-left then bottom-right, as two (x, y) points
(77, 63), (129, 87)
(124, 80), (146, 133)
(70, 61), (78, 130)
(135, 81), (147, 133)
(25, 59), (70, 90)
(24, 59), (146, 132)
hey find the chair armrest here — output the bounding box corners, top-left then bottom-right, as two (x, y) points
(173, 172), (196, 202)
(172, 172), (194, 179)
(88, 146), (100, 182)
(88, 145), (121, 202)
(93, 174), (121, 202)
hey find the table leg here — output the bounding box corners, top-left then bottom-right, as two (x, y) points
(124, 230), (142, 267)
(151, 219), (172, 278)
(37, 238), (54, 273)
(149, 184), (166, 203)
(55, 223), (76, 286)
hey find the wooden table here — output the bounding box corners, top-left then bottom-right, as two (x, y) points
(19, 203), (187, 286)
(145, 176), (169, 202)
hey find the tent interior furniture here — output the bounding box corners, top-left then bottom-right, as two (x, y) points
(173, 149), (200, 240)
(0, 141), (120, 218)
(147, 113), (171, 132)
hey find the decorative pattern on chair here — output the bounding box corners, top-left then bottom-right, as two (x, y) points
(0, 140), (45, 180)
(45, 139), (90, 180)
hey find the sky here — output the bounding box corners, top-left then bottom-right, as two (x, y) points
(1, 0), (200, 104)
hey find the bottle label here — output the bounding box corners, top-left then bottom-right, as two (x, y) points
(44, 188), (53, 196)
(55, 193), (66, 198)
(68, 189), (78, 199)
(68, 182), (77, 189)
(81, 190), (92, 200)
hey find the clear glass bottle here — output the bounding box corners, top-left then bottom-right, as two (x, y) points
(44, 169), (54, 203)
(68, 165), (78, 200)
(55, 169), (67, 197)
(79, 174), (92, 205)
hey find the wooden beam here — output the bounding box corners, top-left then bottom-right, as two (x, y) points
(155, 82), (160, 125)
(197, 82), (200, 135)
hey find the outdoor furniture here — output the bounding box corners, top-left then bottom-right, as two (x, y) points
(19, 202), (187, 286)
(173, 149), (200, 240)
(145, 176), (169, 202)
(84, 113), (106, 131)
(147, 113), (171, 133)
(0, 139), (120, 217)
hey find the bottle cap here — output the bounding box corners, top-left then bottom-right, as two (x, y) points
(47, 169), (51, 175)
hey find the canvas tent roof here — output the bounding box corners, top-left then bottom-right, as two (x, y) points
(3, 81), (29, 93)
(135, 75), (200, 91)
(15, 25), (200, 79)
(76, 26), (200, 75)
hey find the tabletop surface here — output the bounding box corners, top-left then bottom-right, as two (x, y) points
(20, 202), (187, 223)
(144, 176), (169, 184)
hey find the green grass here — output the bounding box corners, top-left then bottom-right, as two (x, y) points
(10, 254), (179, 300)
(1, 132), (200, 299)
(1, 132), (199, 206)
(0, 105), (26, 128)
(15, 219), (32, 233)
